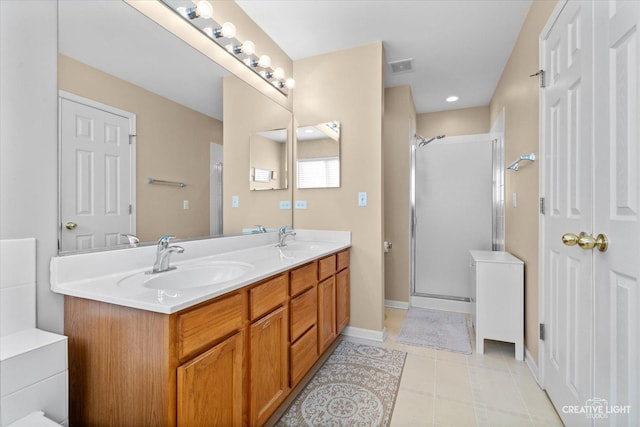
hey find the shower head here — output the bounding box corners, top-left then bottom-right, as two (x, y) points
(417, 134), (446, 147)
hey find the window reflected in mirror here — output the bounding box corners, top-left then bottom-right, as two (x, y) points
(296, 121), (340, 189)
(249, 128), (288, 190)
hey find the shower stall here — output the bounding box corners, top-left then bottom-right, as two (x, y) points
(410, 133), (503, 312)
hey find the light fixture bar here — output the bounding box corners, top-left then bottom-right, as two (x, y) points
(159, 0), (294, 94)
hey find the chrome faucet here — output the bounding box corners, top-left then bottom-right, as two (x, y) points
(120, 233), (139, 247)
(255, 224), (267, 233)
(277, 225), (296, 247)
(147, 235), (184, 274)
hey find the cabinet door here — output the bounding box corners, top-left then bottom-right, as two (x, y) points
(177, 331), (244, 427)
(250, 305), (289, 427)
(336, 268), (350, 333)
(317, 276), (336, 353)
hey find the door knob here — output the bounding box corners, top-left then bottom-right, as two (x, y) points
(65, 221), (78, 230)
(562, 232), (608, 252)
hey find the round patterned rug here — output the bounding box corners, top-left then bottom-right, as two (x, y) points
(276, 340), (406, 427)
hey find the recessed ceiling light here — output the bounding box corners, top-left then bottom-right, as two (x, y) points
(304, 129), (314, 134)
(446, 96), (459, 102)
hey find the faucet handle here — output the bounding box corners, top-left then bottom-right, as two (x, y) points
(278, 225), (290, 234)
(157, 235), (176, 248)
(120, 233), (139, 246)
(255, 224), (267, 233)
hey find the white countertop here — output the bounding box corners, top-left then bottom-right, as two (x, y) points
(51, 230), (351, 314)
(469, 250), (523, 264)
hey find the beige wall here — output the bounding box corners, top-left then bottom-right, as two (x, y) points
(489, 0), (557, 365)
(417, 106), (490, 138)
(223, 75), (293, 233)
(383, 86), (416, 303)
(59, 54), (222, 243)
(297, 138), (339, 159)
(293, 42), (385, 333)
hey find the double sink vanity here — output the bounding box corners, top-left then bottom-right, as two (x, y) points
(51, 229), (351, 426)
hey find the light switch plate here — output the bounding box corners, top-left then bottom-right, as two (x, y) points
(295, 200), (308, 209)
(183, 200), (189, 210)
(232, 195), (239, 208)
(358, 192), (368, 207)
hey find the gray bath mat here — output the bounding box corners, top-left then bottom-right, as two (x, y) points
(397, 307), (472, 354)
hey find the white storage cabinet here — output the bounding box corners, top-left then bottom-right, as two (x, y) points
(469, 250), (524, 360)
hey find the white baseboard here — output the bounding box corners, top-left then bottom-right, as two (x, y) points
(525, 347), (540, 384)
(410, 295), (472, 314)
(384, 300), (409, 310)
(341, 326), (387, 343)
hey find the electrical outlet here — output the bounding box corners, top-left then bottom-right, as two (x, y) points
(295, 200), (307, 209)
(279, 200), (291, 210)
(183, 200), (189, 210)
(232, 195), (239, 208)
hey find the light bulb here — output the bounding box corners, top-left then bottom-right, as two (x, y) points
(196, 1), (213, 19)
(219, 22), (236, 38)
(243, 58), (253, 67)
(257, 55), (271, 68)
(241, 41), (255, 55)
(203, 27), (214, 37)
(273, 80), (283, 88)
(285, 78), (296, 89)
(259, 70), (268, 79)
(176, 6), (188, 18)
(272, 67), (285, 80)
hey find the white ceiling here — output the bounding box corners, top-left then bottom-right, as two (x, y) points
(236, 0), (532, 113)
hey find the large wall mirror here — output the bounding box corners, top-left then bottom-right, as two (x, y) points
(58, 0), (292, 253)
(296, 121), (341, 189)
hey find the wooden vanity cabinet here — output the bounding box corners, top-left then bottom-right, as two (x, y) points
(318, 249), (350, 353)
(64, 249), (350, 427)
(177, 331), (244, 426)
(288, 261), (319, 388)
(248, 274), (289, 427)
(336, 250), (350, 334)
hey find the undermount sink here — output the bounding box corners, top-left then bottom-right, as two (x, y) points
(117, 261), (254, 291)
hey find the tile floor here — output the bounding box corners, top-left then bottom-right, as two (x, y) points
(378, 308), (563, 427)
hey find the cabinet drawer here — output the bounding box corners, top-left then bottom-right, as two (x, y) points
(290, 286), (317, 342)
(290, 261), (317, 297)
(177, 292), (243, 361)
(290, 325), (318, 387)
(318, 254), (336, 281)
(250, 273), (288, 321)
(337, 249), (350, 272)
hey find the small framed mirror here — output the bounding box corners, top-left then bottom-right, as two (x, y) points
(249, 128), (288, 191)
(296, 121), (341, 189)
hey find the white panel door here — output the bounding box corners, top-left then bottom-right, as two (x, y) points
(593, 1), (640, 426)
(60, 97), (133, 252)
(541, 1), (595, 425)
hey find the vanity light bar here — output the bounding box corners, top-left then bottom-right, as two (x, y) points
(162, 0), (295, 93)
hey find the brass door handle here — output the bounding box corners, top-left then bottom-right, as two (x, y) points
(65, 221), (78, 230)
(562, 232), (608, 252)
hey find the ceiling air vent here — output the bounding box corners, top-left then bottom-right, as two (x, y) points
(388, 58), (414, 75)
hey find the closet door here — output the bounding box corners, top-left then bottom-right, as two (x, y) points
(540, 1), (595, 424)
(593, 1), (640, 425)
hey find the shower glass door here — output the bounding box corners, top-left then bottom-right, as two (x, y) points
(412, 134), (493, 300)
